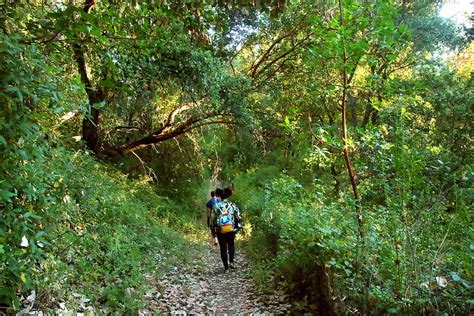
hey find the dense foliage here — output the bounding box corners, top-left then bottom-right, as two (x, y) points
(1, 0), (472, 313)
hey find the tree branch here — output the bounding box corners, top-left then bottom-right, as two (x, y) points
(250, 30), (297, 78)
(249, 13), (312, 79)
(253, 31), (313, 82)
(165, 102), (198, 127)
(111, 112), (233, 156)
(20, 28), (63, 45)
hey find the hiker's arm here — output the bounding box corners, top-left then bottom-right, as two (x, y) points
(233, 203), (244, 230)
(234, 203), (242, 221)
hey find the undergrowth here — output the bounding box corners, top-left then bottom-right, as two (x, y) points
(235, 168), (472, 315)
(0, 135), (204, 312)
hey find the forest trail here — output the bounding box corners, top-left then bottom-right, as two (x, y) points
(141, 243), (294, 315)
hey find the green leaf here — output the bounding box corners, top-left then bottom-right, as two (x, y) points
(0, 191), (16, 201)
(24, 212), (41, 220)
(0, 135), (7, 147)
(18, 149), (28, 160)
(5, 85), (23, 102)
(92, 101), (106, 109)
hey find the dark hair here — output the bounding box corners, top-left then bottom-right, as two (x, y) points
(210, 191), (216, 197)
(215, 188), (223, 198)
(222, 187), (233, 199)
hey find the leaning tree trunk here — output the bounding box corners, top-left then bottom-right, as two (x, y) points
(72, 0), (104, 153)
(72, 42), (103, 152)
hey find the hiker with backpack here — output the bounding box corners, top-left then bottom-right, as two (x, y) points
(210, 187), (242, 272)
(206, 190), (219, 228)
(207, 188), (222, 245)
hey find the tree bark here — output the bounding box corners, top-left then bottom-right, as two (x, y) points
(72, 0), (104, 153)
(315, 265), (338, 316)
(72, 42), (104, 152)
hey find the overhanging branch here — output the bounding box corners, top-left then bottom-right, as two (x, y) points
(109, 112), (235, 156)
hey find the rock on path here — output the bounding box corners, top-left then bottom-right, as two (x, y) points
(141, 244), (294, 315)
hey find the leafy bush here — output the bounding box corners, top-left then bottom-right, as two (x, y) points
(238, 167), (472, 314)
(1, 138), (199, 311)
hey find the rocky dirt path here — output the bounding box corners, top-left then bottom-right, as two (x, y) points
(141, 244), (294, 315)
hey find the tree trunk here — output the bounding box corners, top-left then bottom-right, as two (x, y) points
(72, 42), (104, 153)
(315, 265), (338, 316)
(72, 0), (104, 153)
(338, 0), (363, 238)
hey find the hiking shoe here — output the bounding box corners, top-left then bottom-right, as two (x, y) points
(224, 268), (229, 273)
(229, 263), (236, 269)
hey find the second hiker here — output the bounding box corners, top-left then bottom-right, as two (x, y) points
(206, 190), (220, 228)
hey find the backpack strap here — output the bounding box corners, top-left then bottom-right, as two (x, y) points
(217, 201), (231, 214)
(223, 202), (233, 214)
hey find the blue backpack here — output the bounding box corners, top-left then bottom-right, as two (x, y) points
(216, 203), (235, 234)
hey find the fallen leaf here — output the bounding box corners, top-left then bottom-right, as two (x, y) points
(21, 235), (29, 247)
(436, 276), (448, 288)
